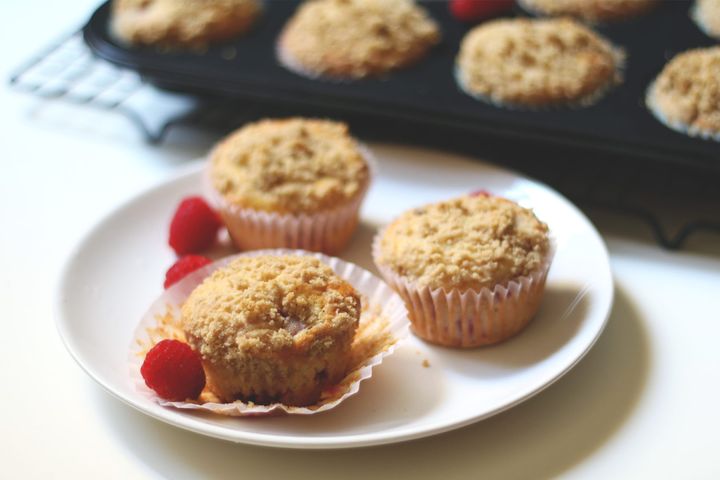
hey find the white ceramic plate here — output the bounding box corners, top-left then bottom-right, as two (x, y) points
(56, 144), (613, 449)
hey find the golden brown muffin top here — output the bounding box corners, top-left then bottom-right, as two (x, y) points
(112, 0), (261, 47)
(695, 0), (720, 39)
(182, 255), (361, 364)
(279, 0), (440, 78)
(377, 195), (550, 291)
(456, 18), (621, 107)
(519, 0), (657, 22)
(649, 46), (720, 135)
(210, 118), (370, 214)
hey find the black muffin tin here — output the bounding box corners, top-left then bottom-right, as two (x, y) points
(84, 1), (718, 170)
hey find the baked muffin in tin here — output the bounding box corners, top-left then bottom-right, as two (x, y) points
(278, 0), (440, 79)
(646, 46), (720, 139)
(456, 18), (623, 108)
(518, 0), (657, 22)
(112, 0), (261, 47)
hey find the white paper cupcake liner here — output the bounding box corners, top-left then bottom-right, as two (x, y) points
(204, 147), (375, 255)
(373, 232), (555, 348)
(130, 249), (409, 416)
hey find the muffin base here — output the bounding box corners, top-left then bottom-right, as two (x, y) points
(373, 234), (554, 348)
(205, 148), (374, 254)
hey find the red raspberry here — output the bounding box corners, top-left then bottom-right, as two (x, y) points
(450, 0), (514, 22)
(168, 196), (222, 255)
(140, 339), (206, 401)
(164, 255), (212, 289)
(469, 189), (492, 197)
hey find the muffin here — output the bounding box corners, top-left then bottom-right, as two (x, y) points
(646, 46), (720, 139)
(112, 0), (261, 47)
(518, 0), (657, 22)
(373, 194), (553, 348)
(693, 0), (720, 39)
(277, 0), (441, 79)
(181, 255), (361, 406)
(456, 18), (622, 108)
(207, 118), (372, 253)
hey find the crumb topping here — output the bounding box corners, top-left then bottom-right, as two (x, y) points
(182, 256), (361, 365)
(112, 0), (261, 46)
(520, 0), (657, 22)
(650, 46), (720, 134)
(210, 118), (370, 214)
(279, 0), (440, 78)
(456, 18), (621, 106)
(696, 0), (720, 38)
(378, 195), (550, 291)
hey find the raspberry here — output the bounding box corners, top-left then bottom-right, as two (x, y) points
(140, 339), (206, 401)
(450, 0), (514, 22)
(168, 196), (222, 255)
(469, 189), (491, 197)
(164, 255), (213, 289)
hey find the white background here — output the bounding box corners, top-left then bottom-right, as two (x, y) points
(2, 1), (720, 478)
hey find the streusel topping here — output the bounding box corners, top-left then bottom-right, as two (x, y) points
(182, 255), (361, 365)
(457, 18), (621, 107)
(112, 0), (261, 46)
(279, 0), (440, 78)
(377, 195), (550, 291)
(649, 46), (720, 134)
(210, 118), (370, 214)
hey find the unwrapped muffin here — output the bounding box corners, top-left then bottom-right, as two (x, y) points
(181, 255), (361, 406)
(373, 194), (553, 348)
(456, 18), (623, 108)
(646, 46), (720, 139)
(112, 0), (261, 47)
(277, 0), (440, 79)
(207, 118), (372, 253)
(518, 0), (657, 22)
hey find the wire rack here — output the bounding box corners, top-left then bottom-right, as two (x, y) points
(9, 30), (720, 250)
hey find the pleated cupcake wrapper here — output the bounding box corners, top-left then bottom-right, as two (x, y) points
(204, 147), (375, 254)
(645, 81), (720, 142)
(130, 249), (410, 416)
(372, 233), (555, 348)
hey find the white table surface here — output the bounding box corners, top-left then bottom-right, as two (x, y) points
(2, 2), (719, 478)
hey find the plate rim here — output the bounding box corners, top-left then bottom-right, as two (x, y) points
(54, 149), (613, 449)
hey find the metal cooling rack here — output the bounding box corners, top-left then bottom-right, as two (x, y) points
(9, 30), (720, 250)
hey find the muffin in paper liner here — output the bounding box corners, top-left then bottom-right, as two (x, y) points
(372, 232), (556, 348)
(454, 18), (625, 111)
(130, 249), (409, 416)
(204, 147), (375, 255)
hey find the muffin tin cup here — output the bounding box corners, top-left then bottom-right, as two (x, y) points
(130, 249), (410, 416)
(372, 233), (555, 348)
(204, 146), (376, 255)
